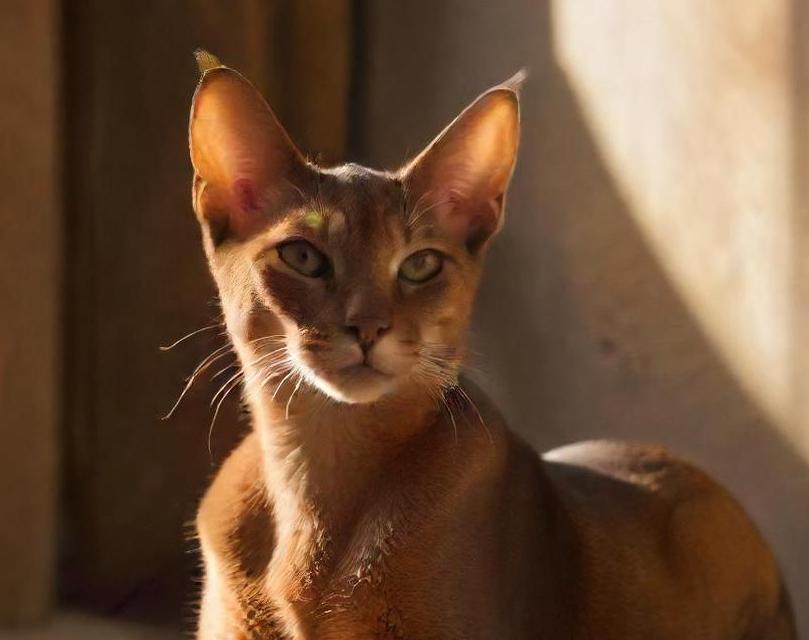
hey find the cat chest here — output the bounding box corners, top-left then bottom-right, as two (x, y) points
(234, 574), (407, 640)
(226, 532), (410, 639)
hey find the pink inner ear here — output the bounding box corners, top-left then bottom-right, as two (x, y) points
(224, 178), (269, 241)
(429, 195), (499, 249)
(440, 206), (474, 239)
(232, 178), (259, 213)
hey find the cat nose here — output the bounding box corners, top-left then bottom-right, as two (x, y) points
(345, 317), (391, 351)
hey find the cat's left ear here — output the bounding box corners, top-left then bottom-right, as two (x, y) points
(401, 72), (524, 251)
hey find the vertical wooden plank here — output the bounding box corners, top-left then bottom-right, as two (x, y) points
(0, 0), (60, 624)
(282, 0), (353, 163)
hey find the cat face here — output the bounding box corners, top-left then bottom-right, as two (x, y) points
(189, 57), (520, 404)
(232, 166), (482, 404)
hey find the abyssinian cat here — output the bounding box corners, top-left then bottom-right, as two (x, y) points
(188, 51), (795, 639)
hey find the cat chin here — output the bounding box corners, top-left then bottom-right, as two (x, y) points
(309, 366), (398, 405)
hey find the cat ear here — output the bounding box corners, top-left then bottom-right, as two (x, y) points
(401, 72), (523, 251)
(189, 51), (308, 243)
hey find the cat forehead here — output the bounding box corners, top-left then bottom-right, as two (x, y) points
(316, 163), (405, 214)
(291, 164), (410, 242)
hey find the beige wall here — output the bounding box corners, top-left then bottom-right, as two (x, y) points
(363, 0), (808, 632)
(0, 0), (60, 624)
(554, 0), (793, 440)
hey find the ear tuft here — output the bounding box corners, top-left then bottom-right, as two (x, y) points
(500, 68), (529, 94)
(194, 49), (223, 75)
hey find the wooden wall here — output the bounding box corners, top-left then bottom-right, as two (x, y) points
(0, 0), (61, 624)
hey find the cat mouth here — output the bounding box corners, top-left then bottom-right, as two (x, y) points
(339, 362), (393, 379)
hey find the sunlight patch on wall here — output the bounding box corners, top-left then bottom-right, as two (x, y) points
(551, 1), (795, 442)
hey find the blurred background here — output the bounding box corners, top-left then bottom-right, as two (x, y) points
(1, 0), (807, 637)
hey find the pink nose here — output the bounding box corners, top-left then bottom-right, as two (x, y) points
(345, 318), (391, 351)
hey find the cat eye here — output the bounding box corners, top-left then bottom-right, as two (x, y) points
(398, 249), (444, 284)
(277, 240), (330, 278)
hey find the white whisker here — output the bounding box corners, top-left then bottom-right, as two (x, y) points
(210, 369), (245, 408)
(272, 368), (298, 401)
(160, 323), (223, 351)
(162, 343), (234, 420)
(207, 368), (260, 459)
(210, 362), (238, 381)
(285, 375), (303, 420)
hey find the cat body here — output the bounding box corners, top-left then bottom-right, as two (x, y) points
(196, 392), (791, 639)
(188, 53), (795, 639)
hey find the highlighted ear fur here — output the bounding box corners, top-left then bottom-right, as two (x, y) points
(402, 72), (523, 251)
(194, 48), (223, 74)
(189, 52), (309, 243)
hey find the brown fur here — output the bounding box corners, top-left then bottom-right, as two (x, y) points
(187, 55), (795, 639)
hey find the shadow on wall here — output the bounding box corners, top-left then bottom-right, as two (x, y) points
(360, 0), (808, 633)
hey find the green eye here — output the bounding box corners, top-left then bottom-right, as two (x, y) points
(277, 240), (329, 278)
(399, 249), (444, 284)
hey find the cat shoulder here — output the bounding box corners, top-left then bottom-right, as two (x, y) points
(197, 432), (271, 562)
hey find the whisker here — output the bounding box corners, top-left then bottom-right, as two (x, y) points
(451, 385), (493, 444)
(210, 369), (245, 408)
(282, 177), (308, 205)
(254, 364), (292, 393)
(165, 333), (290, 421)
(210, 362), (238, 381)
(162, 343), (234, 420)
(258, 357), (295, 390)
(208, 344), (293, 409)
(207, 369), (259, 459)
(249, 346), (288, 366)
(160, 323), (222, 351)
(285, 374), (303, 420)
(407, 194), (455, 229)
(415, 341), (483, 446)
(272, 368), (298, 401)
(246, 334), (287, 345)
(438, 391), (458, 444)
(406, 188), (434, 225)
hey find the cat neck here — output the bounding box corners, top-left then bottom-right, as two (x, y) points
(241, 355), (440, 529)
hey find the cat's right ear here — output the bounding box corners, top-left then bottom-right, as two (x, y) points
(189, 52), (308, 244)
(400, 73), (523, 253)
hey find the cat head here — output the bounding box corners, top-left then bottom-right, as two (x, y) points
(189, 53), (521, 405)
